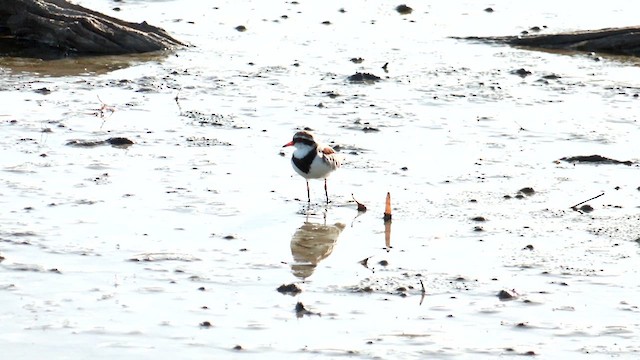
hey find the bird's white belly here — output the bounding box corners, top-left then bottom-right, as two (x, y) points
(292, 154), (338, 179)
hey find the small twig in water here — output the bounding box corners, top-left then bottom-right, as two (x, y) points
(91, 95), (115, 129)
(351, 193), (367, 212)
(570, 192), (604, 211)
(174, 91), (182, 113)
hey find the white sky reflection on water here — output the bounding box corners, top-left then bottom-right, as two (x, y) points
(1, 0), (639, 359)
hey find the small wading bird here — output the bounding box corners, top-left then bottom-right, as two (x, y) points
(283, 131), (341, 203)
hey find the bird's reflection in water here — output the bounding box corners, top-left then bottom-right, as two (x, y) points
(290, 218), (345, 280)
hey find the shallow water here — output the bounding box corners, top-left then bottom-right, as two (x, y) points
(1, 0), (640, 359)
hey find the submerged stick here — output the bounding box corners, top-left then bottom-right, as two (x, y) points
(570, 192), (604, 211)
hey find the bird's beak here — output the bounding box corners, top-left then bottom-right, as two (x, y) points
(282, 141), (294, 148)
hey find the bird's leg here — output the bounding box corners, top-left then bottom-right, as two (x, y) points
(306, 180), (311, 203)
(324, 178), (329, 204)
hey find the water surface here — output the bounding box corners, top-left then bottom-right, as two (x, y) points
(1, 1), (639, 359)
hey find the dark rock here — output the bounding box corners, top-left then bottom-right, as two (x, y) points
(497, 289), (518, 300)
(66, 137), (133, 148)
(0, 0), (184, 58)
(347, 72), (382, 83)
(461, 26), (640, 57)
(33, 87), (51, 94)
(519, 187), (535, 195)
(66, 139), (106, 147)
(277, 283), (302, 295)
(295, 301), (319, 317)
(235, 25), (247, 32)
(560, 154), (633, 166)
(106, 137), (134, 147)
(512, 68), (532, 77)
(579, 204), (594, 213)
(395, 4), (413, 15)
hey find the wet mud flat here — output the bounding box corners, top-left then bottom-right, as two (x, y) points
(2, 0), (640, 359)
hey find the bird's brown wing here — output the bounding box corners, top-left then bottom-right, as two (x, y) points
(321, 146), (335, 155)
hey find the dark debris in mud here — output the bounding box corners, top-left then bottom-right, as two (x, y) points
(497, 289), (519, 301)
(358, 256), (371, 268)
(347, 72), (382, 83)
(352, 272), (444, 296)
(571, 192), (604, 213)
(185, 136), (232, 147)
(89, 173), (110, 185)
(395, 4), (413, 15)
(3, 263), (59, 273)
(560, 154), (634, 166)
(505, 348), (537, 356)
(341, 120), (381, 133)
(277, 283), (302, 295)
(66, 137), (133, 148)
(511, 68), (532, 77)
(519, 187), (535, 195)
(295, 301), (320, 317)
(181, 110), (245, 128)
(1, 237), (31, 246)
(579, 204), (594, 213)
(128, 253), (201, 262)
(503, 186), (535, 199)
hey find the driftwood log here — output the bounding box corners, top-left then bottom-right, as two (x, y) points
(0, 0), (185, 58)
(460, 26), (640, 57)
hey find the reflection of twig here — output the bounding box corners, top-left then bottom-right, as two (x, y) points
(349, 197), (366, 227)
(384, 221), (392, 251)
(174, 91), (182, 114)
(419, 280), (426, 306)
(570, 192), (604, 211)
